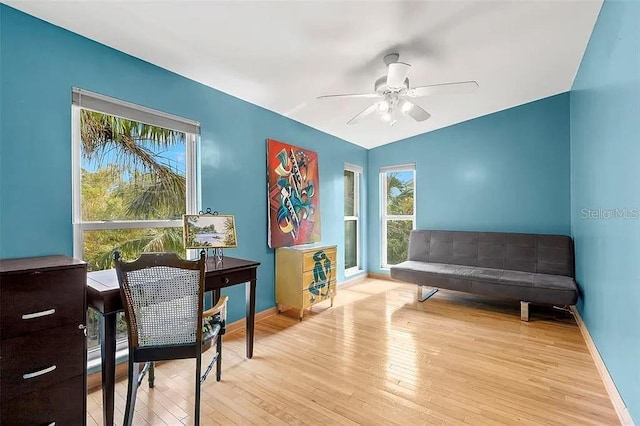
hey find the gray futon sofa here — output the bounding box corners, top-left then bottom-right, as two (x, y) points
(390, 230), (579, 321)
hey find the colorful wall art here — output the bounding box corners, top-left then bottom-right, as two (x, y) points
(306, 250), (333, 304)
(267, 139), (321, 248)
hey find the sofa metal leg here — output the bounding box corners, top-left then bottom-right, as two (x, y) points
(418, 285), (438, 302)
(520, 301), (530, 321)
(553, 305), (573, 314)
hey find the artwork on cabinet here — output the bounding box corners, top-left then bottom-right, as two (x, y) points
(307, 250), (333, 303)
(267, 138), (321, 248)
(183, 214), (238, 249)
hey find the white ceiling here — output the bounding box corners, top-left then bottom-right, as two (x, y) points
(5, 0), (602, 149)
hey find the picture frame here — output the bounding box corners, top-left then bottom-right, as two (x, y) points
(183, 214), (238, 249)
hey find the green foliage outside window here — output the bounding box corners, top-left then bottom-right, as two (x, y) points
(386, 220), (413, 265)
(80, 110), (188, 349)
(385, 171), (414, 266)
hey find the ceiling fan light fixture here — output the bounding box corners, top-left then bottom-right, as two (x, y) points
(378, 100), (389, 112)
(401, 100), (413, 115)
(317, 54), (477, 126)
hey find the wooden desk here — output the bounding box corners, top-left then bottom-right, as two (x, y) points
(87, 256), (260, 426)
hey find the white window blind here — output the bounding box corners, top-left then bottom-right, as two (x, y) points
(72, 88), (200, 135)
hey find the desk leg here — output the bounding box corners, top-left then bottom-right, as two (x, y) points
(245, 279), (256, 359)
(100, 312), (117, 426)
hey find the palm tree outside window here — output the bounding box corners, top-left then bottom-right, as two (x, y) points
(71, 89), (199, 356)
(380, 165), (415, 267)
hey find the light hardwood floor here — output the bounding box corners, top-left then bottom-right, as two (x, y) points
(87, 279), (618, 425)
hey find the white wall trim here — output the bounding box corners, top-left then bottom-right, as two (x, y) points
(571, 306), (635, 426)
(344, 163), (363, 174)
(379, 163), (415, 173)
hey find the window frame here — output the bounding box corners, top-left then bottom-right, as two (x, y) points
(344, 164), (363, 276)
(380, 164), (416, 269)
(71, 94), (200, 260)
(71, 89), (200, 363)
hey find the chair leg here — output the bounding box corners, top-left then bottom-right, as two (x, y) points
(216, 334), (223, 382)
(148, 361), (155, 388)
(195, 353), (202, 426)
(124, 359), (139, 426)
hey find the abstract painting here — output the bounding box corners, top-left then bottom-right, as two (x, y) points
(267, 139), (321, 248)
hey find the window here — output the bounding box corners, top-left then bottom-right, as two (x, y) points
(344, 164), (362, 275)
(381, 164), (415, 267)
(72, 89), (199, 354)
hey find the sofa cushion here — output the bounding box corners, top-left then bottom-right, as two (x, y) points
(407, 230), (574, 277)
(390, 260), (578, 305)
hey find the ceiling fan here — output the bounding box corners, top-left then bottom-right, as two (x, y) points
(317, 53), (479, 126)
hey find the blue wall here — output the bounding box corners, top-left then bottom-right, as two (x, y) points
(367, 94), (571, 274)
(2, 6), (637, 418)
(0, 5), (367, 322)
(571, 1), (640, 421)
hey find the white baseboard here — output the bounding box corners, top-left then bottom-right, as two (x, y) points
(367, 272), (393, 281)
(340, 272), (368, 288)
(571, 306), (635, 425)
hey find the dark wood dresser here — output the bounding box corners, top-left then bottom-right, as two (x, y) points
(0, 255), (87, 425)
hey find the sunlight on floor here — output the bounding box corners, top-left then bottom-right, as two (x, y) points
(88, 279), (617, 425)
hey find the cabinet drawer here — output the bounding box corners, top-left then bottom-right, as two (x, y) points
(1, 266), (86, 339)
(1, 323), (85, 402)
(302, 280), (336, 308)
(302, 269), (337, 291)
(1, 374), (85, 426)
(302, 248), (337, 273)
(210, 268), (253, 287)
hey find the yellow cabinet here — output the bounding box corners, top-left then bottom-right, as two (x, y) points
(275, 244), (337, 320)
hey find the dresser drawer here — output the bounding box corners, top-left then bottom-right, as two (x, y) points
(302, 268), (337, 290)
(1, 374), (85, 426)
(302, 280), (336, 308)
(1, 266), (86, 339)
(302, 248), (337, 273)
(1, 323), (85, 402)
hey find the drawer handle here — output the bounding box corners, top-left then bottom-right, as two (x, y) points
(23, 365), (56, 379)
(223, 277), (230, 284)
(22, 308), (56, 320)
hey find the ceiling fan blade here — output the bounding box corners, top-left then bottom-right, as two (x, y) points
(347, 103), (379, 125)
(401, 100), (431, 122)
(387, 62), (411, 89)
(317, 93), (380, 100)
(407, 81), (479, 97)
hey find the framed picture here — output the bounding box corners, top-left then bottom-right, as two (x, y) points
(267, 138), (321, 248)
(183, 214), (238, 249)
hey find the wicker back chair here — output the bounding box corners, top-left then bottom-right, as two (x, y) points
(114, 251), (227, 426)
